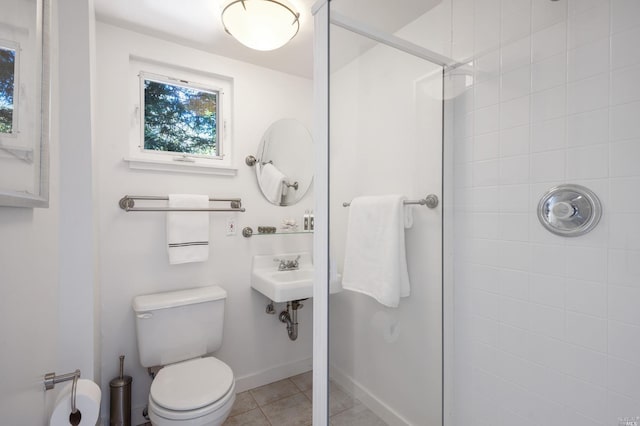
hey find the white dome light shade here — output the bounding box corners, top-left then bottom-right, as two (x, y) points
(221, 0), (300, 51)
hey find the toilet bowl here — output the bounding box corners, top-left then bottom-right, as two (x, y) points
(132, 286), (235, 426)
(147, 357), (235, 426)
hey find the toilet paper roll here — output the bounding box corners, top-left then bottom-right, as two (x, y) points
(50, 379), (101, 426)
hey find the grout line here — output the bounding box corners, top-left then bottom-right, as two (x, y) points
(249, 379), (298, 407)
(329, 403), (358, 419)
(226, 392), (257, 418)
(231, 374), (384, 426)
(291, 379), (311, 393)
(257, 404), (273, 426)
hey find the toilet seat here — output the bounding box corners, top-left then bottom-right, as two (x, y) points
(149, 357), (235, 423)
(148, 381), (235, 424)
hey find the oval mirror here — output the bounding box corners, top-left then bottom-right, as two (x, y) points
(254, 119), (313, 206)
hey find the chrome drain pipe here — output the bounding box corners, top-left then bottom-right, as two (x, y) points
(279, 300), (303, 341)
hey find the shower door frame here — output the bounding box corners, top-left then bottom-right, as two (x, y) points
(312, 2), (330, 425)
(312, 1), (460, 424)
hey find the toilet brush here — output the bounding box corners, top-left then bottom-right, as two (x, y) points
(109, 355), (132, 426)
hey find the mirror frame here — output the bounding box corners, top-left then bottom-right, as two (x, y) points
(0, 0), (50, 208)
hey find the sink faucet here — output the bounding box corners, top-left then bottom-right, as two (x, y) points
(274, 255), (301, 271)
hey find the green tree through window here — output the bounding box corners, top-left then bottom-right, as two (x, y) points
(0, 47), (16, 134)
(143, 78), (218, 156)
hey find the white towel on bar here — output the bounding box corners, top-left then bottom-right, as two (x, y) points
(260, 163), (288, 204)
(341, 195), (412, 308)
(166, 194), (210, 264)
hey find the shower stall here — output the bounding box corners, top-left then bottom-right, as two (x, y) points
(314, 0), (640, 425)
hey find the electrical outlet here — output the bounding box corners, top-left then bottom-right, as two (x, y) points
(226, 218), (236, 236)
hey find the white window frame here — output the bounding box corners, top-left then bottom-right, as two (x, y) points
(139, 72), (222, 159)
(126, 57), (235, 175)
(0, 41), (20, 138)
(0, 38), (30, 163)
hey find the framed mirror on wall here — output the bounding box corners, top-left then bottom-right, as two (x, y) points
(0, 0), (50, 208)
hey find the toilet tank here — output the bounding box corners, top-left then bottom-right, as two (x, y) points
(132, 286), (227, 368)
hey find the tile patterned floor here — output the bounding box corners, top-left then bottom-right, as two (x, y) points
(223, 371), (388, 426)
(139, 371), (387, 425)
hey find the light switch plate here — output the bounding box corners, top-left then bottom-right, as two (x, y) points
(226, 218), (236, 236)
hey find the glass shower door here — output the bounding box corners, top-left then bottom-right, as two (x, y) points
(326, 4), (445, 424)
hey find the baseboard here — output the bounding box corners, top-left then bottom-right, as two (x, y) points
(235, 357), (313, 393)
(329, 365), (410, 426)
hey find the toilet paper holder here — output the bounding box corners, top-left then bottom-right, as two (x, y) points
(44, 369), (81, 413)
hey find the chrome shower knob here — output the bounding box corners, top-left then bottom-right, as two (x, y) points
(537, 184), (602, 237)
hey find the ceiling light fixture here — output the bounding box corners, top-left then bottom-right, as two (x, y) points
(221, 0), (300, 51)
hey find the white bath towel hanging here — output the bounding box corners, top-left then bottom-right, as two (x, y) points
(166, 194), (209, 264)
(260, 163), (288, 204)
(341, 194), (413, 308)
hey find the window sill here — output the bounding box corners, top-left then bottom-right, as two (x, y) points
(124, 157), (237, 176)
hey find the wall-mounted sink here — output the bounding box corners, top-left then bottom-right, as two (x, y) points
(251, 252), (341, 302)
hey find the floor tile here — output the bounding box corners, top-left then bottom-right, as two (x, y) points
(223, 407), (271, 426)
(142, 370), (385, 426)
(229, 391), (258, 417)
(290, 370), (313, 392)
(249, 378), (300, 406)
(305, 383), (359, 417)
(329, 403), (388, 426)
(327, 382), (358, 416)
(261, 393), (312, 426)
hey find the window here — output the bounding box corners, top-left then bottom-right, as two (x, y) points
(142, 74), (219, 158)
(0, 45), (17, 134)
(127, 58), (234, 175)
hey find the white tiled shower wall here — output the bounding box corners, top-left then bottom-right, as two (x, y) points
(450, 0), (640, 424)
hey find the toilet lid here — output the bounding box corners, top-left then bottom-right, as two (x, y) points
(150, 357), (234, 411)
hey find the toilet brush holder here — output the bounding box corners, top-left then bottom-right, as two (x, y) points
(109, 355), (132, 426)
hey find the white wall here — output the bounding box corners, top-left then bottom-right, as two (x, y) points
(328, 13), (445, 425)
(57, 0), (99, 384)
(94, 23), (314, 423)
(0, 0), (100, 423)
(0, 171), (59, 424)
(449, 0), (640, 424)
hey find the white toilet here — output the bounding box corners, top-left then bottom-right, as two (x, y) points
(133, 286), (236, 426)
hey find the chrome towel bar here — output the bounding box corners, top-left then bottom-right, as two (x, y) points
(342, 194), (439, 209)
(119, 195), (245, 212)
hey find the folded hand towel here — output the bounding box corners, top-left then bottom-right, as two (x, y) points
(166, 194), (209, 264)
(341, 195), (411, 308)
(260, 163), (288, 204)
